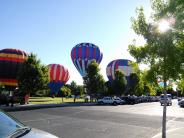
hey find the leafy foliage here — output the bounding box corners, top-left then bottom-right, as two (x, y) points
(69, 81), (78, 95)
(69, 81), (84, 96)
(0, 83), (5, 93)
(17, 53), (49, 96)
(83, 60), (105, 97)
(128, 73), (140, 95)
(128, 1), (184, 86)
(61, 86), (71, 97)
(111, 70), (126, 96)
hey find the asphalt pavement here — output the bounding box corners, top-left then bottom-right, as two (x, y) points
(7, 100), (184, 138)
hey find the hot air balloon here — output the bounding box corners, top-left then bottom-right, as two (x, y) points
(48, 64), (70, 95)
(0, 48), (27, 90)
(71, 43), (103, 77)
(106, 59), (133, 82)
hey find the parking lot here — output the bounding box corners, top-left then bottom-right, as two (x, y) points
(8, 100), (184, 138)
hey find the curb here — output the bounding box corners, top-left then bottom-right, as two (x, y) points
(152, 127), (184, 138)
(0, 102), (97, 112)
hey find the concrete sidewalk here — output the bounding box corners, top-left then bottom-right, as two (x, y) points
(152, 127), (184, 138)
(0, 102), (97, 112)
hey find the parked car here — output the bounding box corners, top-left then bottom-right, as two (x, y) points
(160, 94), (172, 106)
(0, 91), (25, 106)
(178, 99), (184, 107)
(121, 96), (138, 105)
(98, 97), (125, 105)
(178, 97), (183, 102)
(0, 93), (10, 106)
(0, 109), (58, 138)
(113, 97), (126, 105)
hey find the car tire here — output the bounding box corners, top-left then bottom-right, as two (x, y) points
(113, 102), (117, 106)
(6, 102), (9, 106)
(98, 101), (103, 105)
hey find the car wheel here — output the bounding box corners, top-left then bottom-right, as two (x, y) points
(99, 101), (103, 105)
(113, 102), (117, 106)
(6, 102), (9, 106)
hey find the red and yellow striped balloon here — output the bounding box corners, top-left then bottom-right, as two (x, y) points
(0, 48), (27, 88)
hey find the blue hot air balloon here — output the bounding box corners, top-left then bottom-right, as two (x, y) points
(106, 59), (133, 82)
(71, 43), (103, 77)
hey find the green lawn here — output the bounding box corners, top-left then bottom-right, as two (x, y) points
(29, 97), (85, 104)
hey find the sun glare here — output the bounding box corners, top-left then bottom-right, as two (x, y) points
(158, 20), (170, 33)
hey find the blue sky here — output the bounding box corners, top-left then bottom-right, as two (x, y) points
(0, 0), (151, 85)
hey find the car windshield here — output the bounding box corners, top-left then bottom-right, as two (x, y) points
(113, 97), (120, 100)
(160, 94), (171, 99)
(0, 110), (25, 137)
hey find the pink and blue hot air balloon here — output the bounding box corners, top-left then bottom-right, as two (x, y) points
(48, 64), (70, 95)
(106, 59), (133, 82)
(71, 43), (103, 77)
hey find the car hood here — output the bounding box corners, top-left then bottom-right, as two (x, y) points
(179, 100), (184, 103)
(22, 128), (58, 138)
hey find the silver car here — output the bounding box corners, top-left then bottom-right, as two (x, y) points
(160, 94), (172, 106)
(178, 99), (184, 107)
(0, 110), (58, 138)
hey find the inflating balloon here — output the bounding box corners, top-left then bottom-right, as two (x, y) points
(48, 64), (69, 95)
(71, 43), (103, 77)
(0, 48), (27, 90)
(106, 59), (133, 82)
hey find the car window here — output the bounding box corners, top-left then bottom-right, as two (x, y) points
(0, 111), (24, 137)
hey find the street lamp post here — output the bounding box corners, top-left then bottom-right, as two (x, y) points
(161, 40), (167, 138)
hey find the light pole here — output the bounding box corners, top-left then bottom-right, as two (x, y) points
(158, 19), (170, 138)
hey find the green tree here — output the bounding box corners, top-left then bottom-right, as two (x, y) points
(70, 81), (77, 95)
(128, 73), (140, 95)
(83, 60), (105, 98)
(69, 81), (78, 102)
(0, 83), (5, 93)
(76, 85), (85, 96)
(61, 86), (71, 97)
(68, 81), (84, 102)
(104, 81), (113, 96)
(111, 70), (126, 96)
(128, 2), (183, 87)
(177, 78), (184, 95)
(17, 53), (49, 96)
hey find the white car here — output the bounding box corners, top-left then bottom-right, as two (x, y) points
(98, 97), (125, 105)
(0, 110), (58, 138)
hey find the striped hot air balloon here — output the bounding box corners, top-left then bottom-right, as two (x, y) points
(71, 43), (103, 77)
(106, 59), (133, 82)
(0, 48), (27, 90)
(48, 64), (70, 95)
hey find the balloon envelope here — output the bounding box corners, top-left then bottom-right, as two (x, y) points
(106, 59), (133, 82)
(71, 43), (103, 77)
(48, 64), (70, 95)
(0, 48), (27, 90)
